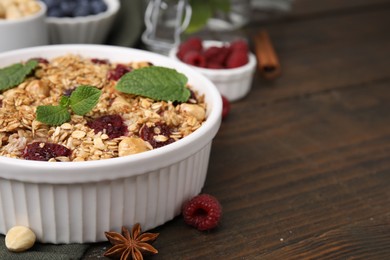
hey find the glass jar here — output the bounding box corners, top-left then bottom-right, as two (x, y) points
(141, 0), (252, 54)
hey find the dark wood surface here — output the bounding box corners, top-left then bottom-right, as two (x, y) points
(84, 0), (390, 259)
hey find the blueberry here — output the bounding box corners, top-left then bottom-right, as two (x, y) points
(47, 6), (65, 17)
(90, 0), (108, 15)
(45, 0), (107, 18)
(60, 1), (77, 17)
(41, 0), (60, 9)
(73, 5), (91, 17)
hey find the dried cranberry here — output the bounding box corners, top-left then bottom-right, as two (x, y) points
(139, 122), (175, 149)
(29, 57), (49, 64)
(108, 64), (132, 81)
(63, 87), (76, 97)
(188, 90), (198, 104)
(23, 142), (71, 161)
(91, 58), (109, 65)
(87, 114), (127, 139)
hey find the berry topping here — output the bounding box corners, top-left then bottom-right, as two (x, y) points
(63, 87), (76, 97)
(108, 64), (132, 81)
(182, 194), (222, 231)
(91, 58), (109, 65)
(22, 142), (71, 161)
(87, 114), (128, 139)
(29, 57), (49, 64)
(221, 95), (230, 120)
(139, 122), (175, 149)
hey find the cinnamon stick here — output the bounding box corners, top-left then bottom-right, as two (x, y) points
(253, 30), (281, 80)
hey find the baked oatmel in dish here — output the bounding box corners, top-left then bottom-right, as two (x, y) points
(0, 55), (206, 162)
(0, 45), (222, 243)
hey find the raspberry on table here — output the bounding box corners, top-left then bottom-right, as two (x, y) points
(182, 194), (222, 231)
(221, 95), (230, 120)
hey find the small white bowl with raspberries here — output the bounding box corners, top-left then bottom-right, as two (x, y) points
(169, 38), (257, 102)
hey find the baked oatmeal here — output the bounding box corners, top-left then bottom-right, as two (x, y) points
(0, 55), (206, 161)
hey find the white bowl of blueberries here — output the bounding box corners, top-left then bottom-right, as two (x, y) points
(41, 0), (120, 44)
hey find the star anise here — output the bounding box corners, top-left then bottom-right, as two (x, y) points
(104, 223), (159, 260)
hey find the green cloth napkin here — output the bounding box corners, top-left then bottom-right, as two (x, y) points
(0, 235), (90, 260)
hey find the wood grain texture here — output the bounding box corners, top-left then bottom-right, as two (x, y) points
(83, 1), (390, 259)
(291, 0), (390, 17)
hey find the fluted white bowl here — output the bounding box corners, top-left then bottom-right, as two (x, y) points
(169, 40), (257, 102)
(0, 1), (48, 52)
(0, 44), (222, 243)
(46, 0), (120, 44)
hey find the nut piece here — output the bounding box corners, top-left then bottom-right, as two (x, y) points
(5, 226), (36, 252)
(118, 137), (149, 157)
(25, 80), (50, 98)
(180, 103), (206, 121)
(0, 3), (5, 19)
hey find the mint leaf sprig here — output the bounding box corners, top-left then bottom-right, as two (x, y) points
(36, 85), (101, 126)
(0, 60), (38, 92)
(116, 66), (190, 102)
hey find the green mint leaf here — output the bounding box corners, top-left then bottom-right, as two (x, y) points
(186, 1), (212, 33)
(36, 105), (71, 126)
(116, 66), (190, 102)
(210, 0), (230, 13)
(0, 60), (38, 92)
(69, 85), (102, 116)
(60, 96), (70, 108)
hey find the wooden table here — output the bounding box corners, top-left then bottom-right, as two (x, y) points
(84, 0), (390, 258)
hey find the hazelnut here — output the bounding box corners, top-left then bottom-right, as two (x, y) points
(118, 137), (149, 157)
(5, 226), (36, 252)
(180, 103), (206, 121)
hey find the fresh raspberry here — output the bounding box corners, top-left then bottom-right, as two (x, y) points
(87, 114), (128, 139)
(177, 37), (203, 59)
(182, 194), (222, 231)
(213, 46), (231, 66)
(23, 142), (71, 161)
(230, 39), (249, 53)
(221, 95), (230, 120)
(182, 51), (206, 67)
(206, 62), (224, 69)
(225, 50), (248, 68)
(203, 46), (222, 62)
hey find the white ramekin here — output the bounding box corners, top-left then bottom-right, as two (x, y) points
(169, 40), (257, 102)
(0, 44), (222, 243)
(0, 1), (48, 52)
(45, 0), (120, 44)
